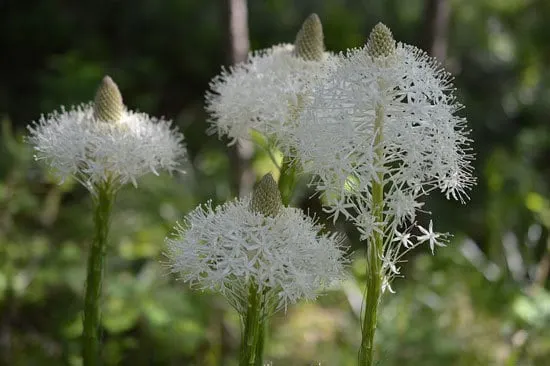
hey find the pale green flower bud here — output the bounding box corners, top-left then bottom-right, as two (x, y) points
(250, 173), (282, 217)
(93, 76), (124, 122)
(294, 13), (325, 61)
(367, 23), (396, 58)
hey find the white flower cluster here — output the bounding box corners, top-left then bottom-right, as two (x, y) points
(204, 19), (475, 293)
(289, 29), (474, 285)
(165, 196), (347, 313)
(206, 43), (337, 148)
(27, 99), (185, 190)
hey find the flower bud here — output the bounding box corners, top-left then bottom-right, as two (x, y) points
(93, 76), (124, 122)
(367, 23), (396, 58)
(294, 13), (325, 61)
(250, 173), (283, 217)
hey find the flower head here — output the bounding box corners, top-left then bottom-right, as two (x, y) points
(289, 23), (474, 279)
(27, 76), (186, 191)
(165, 174), (347, 314)
(206, 14), (338, 148)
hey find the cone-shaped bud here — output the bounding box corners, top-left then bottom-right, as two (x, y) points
(250, 173), (283, 217)
(293, 13), (325, 61)
(93, 76), (124, 122)
(366, 23), (396, 58)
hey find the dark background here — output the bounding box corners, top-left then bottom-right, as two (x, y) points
(1, 0), (550, 364)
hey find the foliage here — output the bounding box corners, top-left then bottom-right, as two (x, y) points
(1, 0), (550, 364)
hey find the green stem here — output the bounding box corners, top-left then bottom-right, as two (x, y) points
(278, 155), (297, 206)
(83, 183), (115, 366)
(358, 104), (385, 366)
(254, 317), (267, 366)
(239, 283), (263, 366)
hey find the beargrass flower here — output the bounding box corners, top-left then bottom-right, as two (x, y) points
(292, 23), (475, 274)
(26, 76), (186, 366)
(166, 173), (346, 365)
(206, 13), (338, 148)
(166, 173), (346, 314)
(27, 76), (185, 191)
(289, 23), (475, 366)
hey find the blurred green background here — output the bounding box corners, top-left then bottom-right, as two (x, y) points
(1, 0), (550, 365)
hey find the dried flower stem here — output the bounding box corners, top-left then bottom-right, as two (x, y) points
(83, 182), (115, 366)
(359, 104), (385, 366)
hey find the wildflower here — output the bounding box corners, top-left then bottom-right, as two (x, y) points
(206, 14), (338, 148)
(26, 76), (186, 366)
(27, 76), (186, 191)
(291, 23), (475, 258)
(417, 220), (446, 254)
(289, 23), (474, 365)
(392, 229), (413, 249)
(165, 173), (346, 314)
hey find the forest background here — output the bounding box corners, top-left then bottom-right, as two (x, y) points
(1, 0), (550, 365)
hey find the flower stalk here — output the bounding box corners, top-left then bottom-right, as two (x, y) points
(254, 317), (267, 366)
(278, 156), (298, 206)
(239, 283), (263, 366)
(359, 104), (385, 366)
(358, 24), (394, 366)
(83, 182), (115, 366)
(240, 174), (280, 365)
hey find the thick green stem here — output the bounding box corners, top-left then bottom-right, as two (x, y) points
(278, 155), (298, 206)
(358, 104), (385, 366)
(83, 183), (115, 366)
(239, 283), (263, 366)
